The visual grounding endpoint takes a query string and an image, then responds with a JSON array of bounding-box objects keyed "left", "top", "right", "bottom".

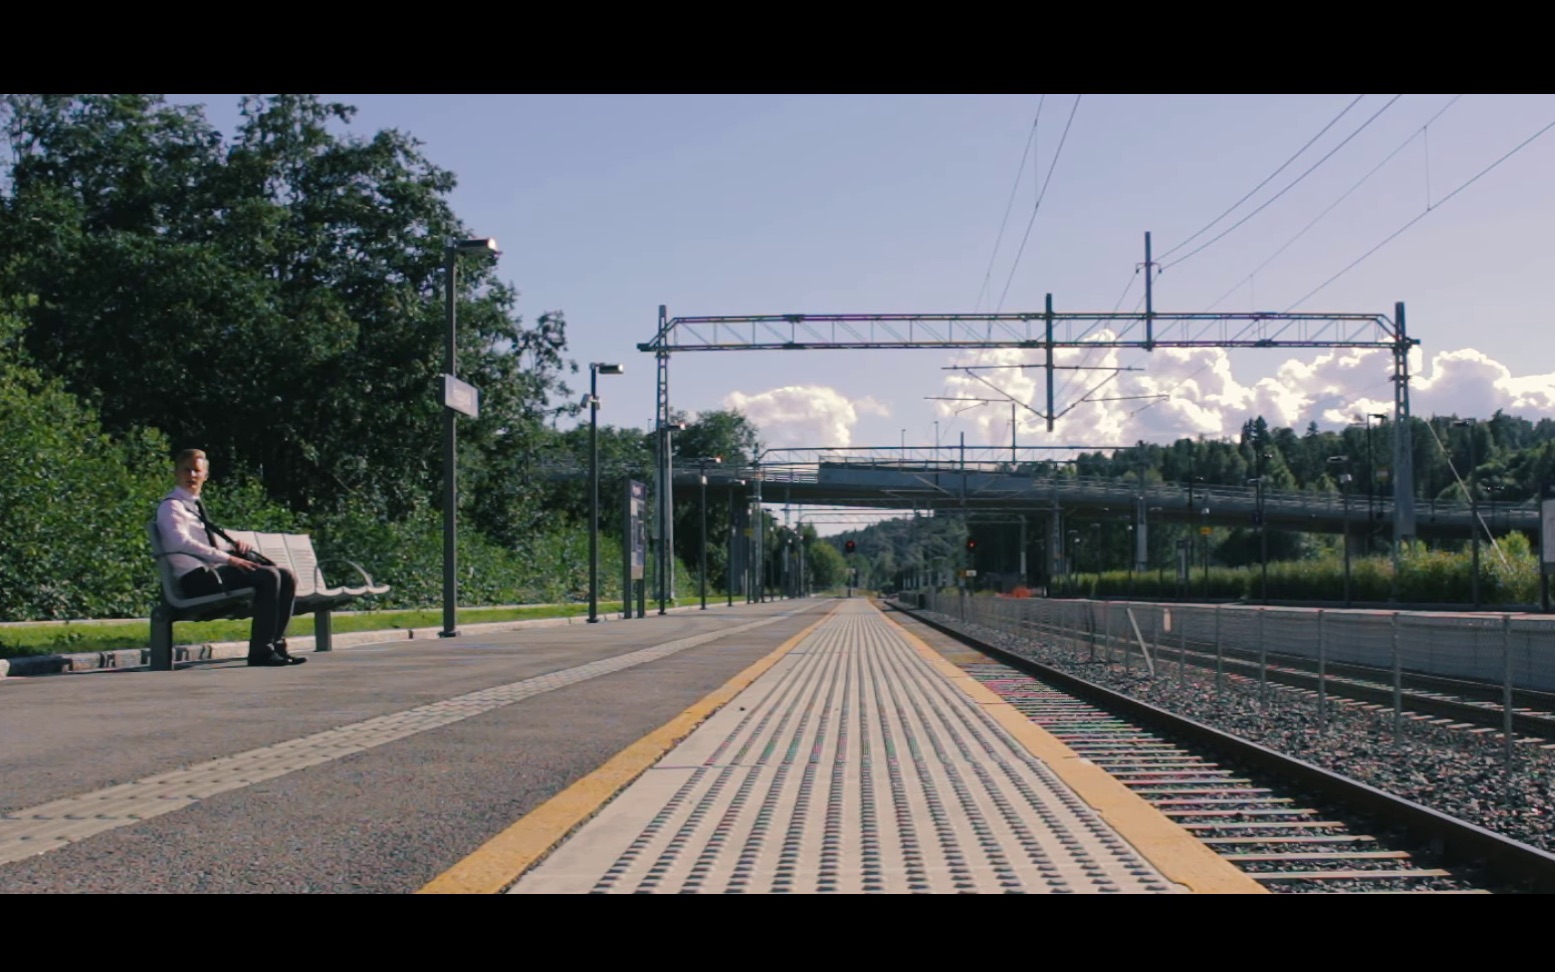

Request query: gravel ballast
[{"left": 909, "top": 605, "right": 1555, "bottom": 857}]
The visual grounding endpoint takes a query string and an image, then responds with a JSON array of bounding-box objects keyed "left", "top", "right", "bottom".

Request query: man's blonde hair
[{"left": 174, "top": 448, "right": 208, "bottom": 470}]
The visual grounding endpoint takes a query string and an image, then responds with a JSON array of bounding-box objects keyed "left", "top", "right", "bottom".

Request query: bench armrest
[
  {"left": 318, "top": 557, "right": 390, "bottom": 595},
  {"left": 343, "top": 559, "right": 390, "bottom": 595}
]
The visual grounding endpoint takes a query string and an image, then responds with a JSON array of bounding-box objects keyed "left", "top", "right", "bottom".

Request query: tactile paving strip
[
  {"left": 0, "top": 610, "right": 805, "bottom": 867},
  {"left": 509, "top": 601, "right": 1186, "bottom": 894}
]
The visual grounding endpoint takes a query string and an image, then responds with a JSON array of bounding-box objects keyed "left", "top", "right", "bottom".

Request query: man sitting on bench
[{"left": 156, "top": 448, "right": 305, "bottom": 667}]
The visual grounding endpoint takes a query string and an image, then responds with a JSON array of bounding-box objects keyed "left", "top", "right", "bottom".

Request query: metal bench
[{"left": 148, "top": 523, "right": 390, "bottom": 671}]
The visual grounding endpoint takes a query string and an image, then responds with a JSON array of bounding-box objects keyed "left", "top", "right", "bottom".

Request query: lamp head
[
  {"left": 594, "top": 363, "right": 624, "bottom": 375},
  {"left": 452, "top": 237, "right": 499, "bottom": 256}
]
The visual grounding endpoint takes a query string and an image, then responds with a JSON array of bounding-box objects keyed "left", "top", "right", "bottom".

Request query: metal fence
[
  {"left": 910, "top": 590, "right": 1555, "bottom": 764},
  {"left": 918, "top": 592, "right": 1555, "bottom": 692}
]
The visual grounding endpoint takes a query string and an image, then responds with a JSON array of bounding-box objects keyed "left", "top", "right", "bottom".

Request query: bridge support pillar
[{"left": 1135, "top": 495, "right": 1148, "bottom": 572}]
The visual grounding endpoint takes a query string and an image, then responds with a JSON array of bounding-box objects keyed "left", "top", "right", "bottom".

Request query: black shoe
[
  {"left": 270, "top": 639, "right": 306, "bottom": 665},
  {"left": 247, "top": 651, "right": 291, "bottom": 667}
]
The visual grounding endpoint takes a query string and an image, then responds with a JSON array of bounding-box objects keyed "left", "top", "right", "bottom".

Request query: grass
[{"left": 0, "top": 601, "right": 671, "bottom": 659}]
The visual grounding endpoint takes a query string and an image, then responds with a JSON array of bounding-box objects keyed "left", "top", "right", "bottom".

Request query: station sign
[
  {"left": 442, "top": 375, "right": 479, "bottom": 418},
  {"left": 629, "top": 480, "right": 646, "bottom": 580}
]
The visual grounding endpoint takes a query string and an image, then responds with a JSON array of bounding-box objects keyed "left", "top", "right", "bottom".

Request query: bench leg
[
  {"left": 315, "top": 608, "right": 332, "bottom": 652},
  {"left": 150, "top": 608, "right": 174, "bottom": 671}
]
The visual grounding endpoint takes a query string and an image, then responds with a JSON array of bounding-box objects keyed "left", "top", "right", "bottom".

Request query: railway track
[
  {"left": 1048, "top": 619, "right": 1555, "bottom": 742},
  {"left": 886, "top": 601, "right": 1555, "bottom": 893}
]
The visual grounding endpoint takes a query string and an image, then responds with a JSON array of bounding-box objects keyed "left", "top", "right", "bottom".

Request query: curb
[{"left": 0, "top": 601, "right": 761, "bottom": 679}]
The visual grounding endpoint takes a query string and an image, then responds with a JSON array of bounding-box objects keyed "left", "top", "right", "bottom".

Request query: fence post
[
  {"left": 1179, "top": 608, "right": 1187, "bottom": 682},
  {"left": 1215, "top": 607, "right": 1224, "bottom": 698},
  {"left": 1392, "top": 612, "right": 1403, "bottom": 738},
  {"left": 1257, "top": 608, "right": 1267, "bottom": 705},
  {"left": 1317, "top": 609, "right": 1327, "bottom": 730},
  {"left": 1503, "top": 613, "right": 1515, "bottom": 767}
]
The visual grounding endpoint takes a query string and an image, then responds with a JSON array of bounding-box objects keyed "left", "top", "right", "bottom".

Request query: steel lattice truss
[
  {"left": 636, "top": 301, "right": 1422, "bottom": 603},
  {"left": 636, "top": 310, "right": 1405, "bottom": 352}
]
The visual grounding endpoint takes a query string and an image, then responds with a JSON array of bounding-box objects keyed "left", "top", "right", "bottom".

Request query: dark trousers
[{"left": 180, "top": 565, "right": 297, "bottom": 656}]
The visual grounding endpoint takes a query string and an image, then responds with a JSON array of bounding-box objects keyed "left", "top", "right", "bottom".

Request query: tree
[
  {"left": 667, "top": 408, "right": 763, "bottom": 588},
  {"left": 805, "top": 536, "right": 847, "bottom": 590},
  {"left": 0, "top": 299, "right": 176, "bottom": 619},
  {"left": 0, "top": 94, "right": 578, "bottom": 536}
]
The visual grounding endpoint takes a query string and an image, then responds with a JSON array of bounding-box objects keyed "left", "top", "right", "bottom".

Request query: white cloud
[
  {"left": 936, "top": 341, "right": 1555, "bottom": 447},
  {"left": 723, "top": 385, "right": 888, "bottom": 449}
]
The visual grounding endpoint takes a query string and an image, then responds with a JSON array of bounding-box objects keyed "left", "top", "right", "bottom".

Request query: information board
[
  {"left": 629, "top": 480, "right": 647, "bottom": 580},
  {"left": 441, "top": 374, "right": 479, "bottom": 418}
]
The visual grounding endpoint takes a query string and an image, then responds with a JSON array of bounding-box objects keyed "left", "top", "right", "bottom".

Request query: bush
[{"left": 1059, "top": 542, "right": 1541, "bottom": 607}]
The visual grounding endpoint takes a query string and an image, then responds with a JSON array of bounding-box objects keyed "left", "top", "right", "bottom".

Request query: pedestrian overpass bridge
[{"left": 672, "top": 451, "right": 1538, "bottom": 543}]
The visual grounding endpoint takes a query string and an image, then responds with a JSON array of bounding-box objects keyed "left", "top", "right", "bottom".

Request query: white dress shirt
[{"left": 157, "top": 486, "right": 239, "bottom": 578}]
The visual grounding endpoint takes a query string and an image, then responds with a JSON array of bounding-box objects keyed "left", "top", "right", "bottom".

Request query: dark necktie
[{"left": 194, "top": 499, "right": 219, "bottom": 547}]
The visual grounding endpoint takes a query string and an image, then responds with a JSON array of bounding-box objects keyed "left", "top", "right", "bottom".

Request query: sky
[{"left": 171, "top": 94, "right": 1555, "bottom": 530}]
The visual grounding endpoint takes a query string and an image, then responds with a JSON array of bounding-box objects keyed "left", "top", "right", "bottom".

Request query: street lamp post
[
  {"left": 1453, "top": 419, "right": 1480, "bottom": 609},
  {"left": 1366, "top": 413, "right": 1387, "bottom": 555},
  {"left": 726, "top": 479, "right": 745, "bottom": 606},
  {"left": 1199, "top": 494, "right": 1211, "bottom": 598},
  {"left": 1328, "top": 456, "right": 1353, "bottom": 607},
  {"left": 1251, "top": 449, "right": 1272, "bottom": 604},
  {"left": 690, "top": 456, "right": 722, "bottom": 610},
  {"left": 441, "top": 237, "right": 498, "bottom": 639},
  {"left": 1148, "top": 506, "right": 1163, "bottom": 595},
  {"left": 1067, "top": 529, "right": 1080, "bottom": 597},
  {"left": 654, "top": 421, "right": 686, "bottom": 615},
  {"left": 587, "top": 363, "right": 624, "bottom": 623},
  {"left": 1126, "top": 523, "right": 1135, "bottom": 597}
]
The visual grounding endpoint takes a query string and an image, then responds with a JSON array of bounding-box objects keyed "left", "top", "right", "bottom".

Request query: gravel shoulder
[{"left": 912, "top": 606, "right": 1555, "bottom": 855}]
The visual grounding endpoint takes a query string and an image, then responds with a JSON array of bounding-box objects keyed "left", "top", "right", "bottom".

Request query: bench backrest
[
  {"left": 147, "top": 520, "right": 179, "bottom": 598},
  {"left": 281, "top": 534, "right": 324, "bottom": 599},
  {"left": 146, "top": 520, "right": 253, "bottom": 611}
]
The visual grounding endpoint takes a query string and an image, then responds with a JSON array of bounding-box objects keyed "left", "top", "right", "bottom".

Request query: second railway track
[{"left": 884, "top": 600, "right": 1555, "bottom": 894}]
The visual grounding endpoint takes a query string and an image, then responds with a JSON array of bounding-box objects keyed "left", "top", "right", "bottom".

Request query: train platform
[{"left": 490, "top": 600, "right": 1259, "bottom": 894}]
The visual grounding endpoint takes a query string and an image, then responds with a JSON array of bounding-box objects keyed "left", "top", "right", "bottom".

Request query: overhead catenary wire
[
  {"left": 1419, "top": 418, "right": 1510, "bottom": 569},
  {"left": 1161, "top": 95, "right": 1404, "bottom": 271},
  {"left": 1205, "top": 95, "right": 1465, "bottom": 312},
  {"left": 1284, "top": 113, "right": 1555, "bottom": 310},
  {"left": 1157, "top": 94, "right": 1366, "bottom": 262},
  {"left": 1114, "top": 97, "right": 1490, "bottom": 428},
  {"left": 994, "top": 93, "right": 1083, "bottom": 314},
  {"left": 974, "top": 97, "right": 1045, "bottom": 313}
]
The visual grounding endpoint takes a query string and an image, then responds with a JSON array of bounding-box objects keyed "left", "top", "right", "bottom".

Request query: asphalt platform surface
[{"left": 0, "top": 598, "right": 829, "bottom": 893}]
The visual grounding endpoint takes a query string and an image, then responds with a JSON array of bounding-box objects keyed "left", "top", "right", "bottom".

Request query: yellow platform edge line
[
  {"left": 875, "top": 603, "right": 1268, "bottom": 895},
  {"left": 416, "top": 602, "right": 841, "bottom": 894}
]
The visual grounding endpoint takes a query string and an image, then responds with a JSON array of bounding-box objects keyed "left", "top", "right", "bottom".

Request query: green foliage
[
  {"left": 0, "top": 306, "right": 171, "bottom": 619},
  {"left": 805, "top": 536, "right": 848, "bottom": 590},
  {"left": 0, "top": 94, "right": 578, "bottom": 544},
  {"left": 1068, "top": 542, "right": 1541, "bottom": 606}
]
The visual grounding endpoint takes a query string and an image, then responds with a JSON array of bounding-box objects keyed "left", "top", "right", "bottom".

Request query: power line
[
  {"left": 1284, "top": 112, "right": 1555, "bottom": 310},
  {"left": 1157, "top": 94, "right": 1366, "bottom": 262},
  {"left": 974, "top": 97, "right": 1044, "bottom": 313},
  {"left": 994, "top": 94, "right": 1083, "bottom": 313},
  {"left": 1161, "top": 95, "right": 1403, "bottom": 271},
  {"left": 1104, "top": 97, "right": 1461, "bottom": 426},
  {"left": 1206, "top": 95, "right": 1464, "bottom": 312}
]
